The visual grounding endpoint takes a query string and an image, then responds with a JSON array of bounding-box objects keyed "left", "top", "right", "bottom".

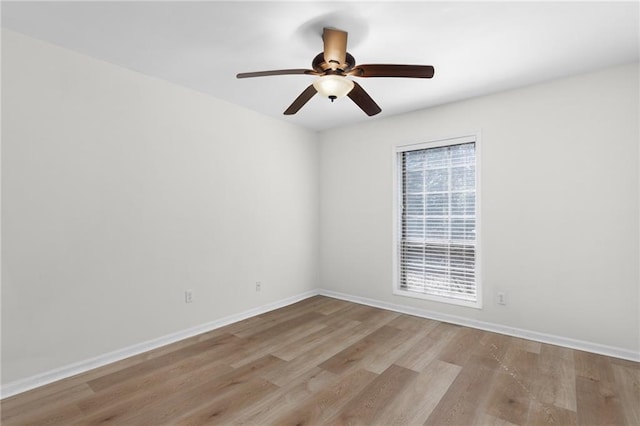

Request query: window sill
[{"left": 393, "top": 287, "right": 483, "bottom": 309}]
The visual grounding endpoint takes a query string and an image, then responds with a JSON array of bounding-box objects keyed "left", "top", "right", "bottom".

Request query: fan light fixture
[{"left": 313, "top": 75, "right": 354, "bottom": 102}]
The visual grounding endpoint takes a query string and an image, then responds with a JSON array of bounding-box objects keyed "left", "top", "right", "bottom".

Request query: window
[{"left": 394, "top": 135, "right": 481, "bottom": 308}]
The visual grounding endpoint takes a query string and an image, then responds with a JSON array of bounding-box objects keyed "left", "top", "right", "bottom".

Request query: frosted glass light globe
[{"left": 313, "top": 75, "right": 355, "bottom": 101}]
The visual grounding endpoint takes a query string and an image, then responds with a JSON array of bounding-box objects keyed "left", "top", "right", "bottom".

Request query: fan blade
[
  {"left": 284, "top": 85, "right": 317, "bottom": 115},
  {"left": 237, "top": 69, "right": 317, "bottom": 79},
  {"left": 347, "top": 82, "right": 381, "bottom": 116},
  {"left": 349, "top": 64, "right": 435, "bottom": 78},
  {"left": 323, "top": 28, "right": 347, "bottom": 68}
]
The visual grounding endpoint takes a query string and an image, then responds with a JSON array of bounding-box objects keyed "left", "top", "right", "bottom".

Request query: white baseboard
[
  {"left": 318, "top": 289, "right": 640, "bottom": 363},
  {"left": 3, "top": 287, "right": 638, "bottom": 399},
  {"left": 0, "top": 289, "right": 321, "bottom": 399}
]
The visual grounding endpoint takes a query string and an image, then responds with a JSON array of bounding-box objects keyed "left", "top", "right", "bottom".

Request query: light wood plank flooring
[{"left": 2, "top": 296, "right": 638, "bottom": 425}]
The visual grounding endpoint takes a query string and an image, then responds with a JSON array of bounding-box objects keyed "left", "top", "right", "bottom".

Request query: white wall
[
  {"left": 1, "top": 30, "right": 319, "bottom": 384},
  {"left": 319, "top": 63, "right": 639, "bottom": 354}
]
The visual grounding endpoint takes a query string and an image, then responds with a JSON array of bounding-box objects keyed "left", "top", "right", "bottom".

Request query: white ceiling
[{"left": 2, "top": 1, "right": 639, "bottom": 131}]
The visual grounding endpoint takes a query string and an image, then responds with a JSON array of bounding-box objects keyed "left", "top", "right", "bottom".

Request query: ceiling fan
[{"left": 236, "top": 28, "right": 435, "bottom": 117}]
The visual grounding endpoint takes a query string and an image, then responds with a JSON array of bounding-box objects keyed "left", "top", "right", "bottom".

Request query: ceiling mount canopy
[{"left": 236, "top": 27, "right": 435, "bottom": 117}]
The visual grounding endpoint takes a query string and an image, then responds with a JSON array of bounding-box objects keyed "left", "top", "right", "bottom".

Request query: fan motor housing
[{"left": 312, "top": 52, "right": 356, "bottom": 74}]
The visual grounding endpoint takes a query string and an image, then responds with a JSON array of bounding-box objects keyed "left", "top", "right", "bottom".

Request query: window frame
[{"left": 392, "top": 133, "right": 482, "bottom": 309}]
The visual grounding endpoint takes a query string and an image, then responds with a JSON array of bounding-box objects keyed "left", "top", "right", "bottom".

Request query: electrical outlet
[
  {"left": 497, "top": 292, "right": 506, "bottom": 305},
  {"left": 185, "top": 290, "right": 193, "bottom": 303},
  {"left": 255, "top": 282, "right": 261, "bottom": 292}
]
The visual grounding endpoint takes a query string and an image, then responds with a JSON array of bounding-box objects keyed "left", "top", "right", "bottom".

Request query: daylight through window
[{"left": 396, "top": 136, "right": 479, "bottom": 307}]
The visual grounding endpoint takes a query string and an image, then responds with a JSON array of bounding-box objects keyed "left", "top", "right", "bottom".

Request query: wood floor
[{"left": 2, "top": 296, "right": 638, "bottom": 425}]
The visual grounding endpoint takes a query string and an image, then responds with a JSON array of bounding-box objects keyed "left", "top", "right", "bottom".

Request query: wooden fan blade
[
  {"left": 349, "top": 64, "right": 435, "bottom": 78},
  {"left": 284, "top": 85, "right": 317, "bottom": 115},
  {"left": 347, "top": 82, "right": 381, "bottom": 116},
  {"left": 323, "top": 28, "right": 347, "bottom": 68},
  {"left": 237, "top": 69, "right": 318, "bottom": 78}
]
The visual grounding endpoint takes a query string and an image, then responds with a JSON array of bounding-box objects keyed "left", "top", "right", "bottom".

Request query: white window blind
[{"left": 397, "top": 138, "right": 478, "bottom": 305}]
